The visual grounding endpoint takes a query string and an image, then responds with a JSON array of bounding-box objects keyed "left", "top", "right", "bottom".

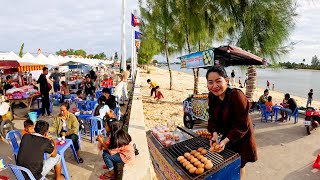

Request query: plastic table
[
  {"left": 272, "top": 106, "right": 282, "bottom": 122},
  {"left": 57, "top": 139, "right": 80, "bottom": 180}
]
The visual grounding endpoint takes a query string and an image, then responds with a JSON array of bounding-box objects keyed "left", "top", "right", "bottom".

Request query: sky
[{"left": 0, "top": 0, "right": 319, "bottom": 64}]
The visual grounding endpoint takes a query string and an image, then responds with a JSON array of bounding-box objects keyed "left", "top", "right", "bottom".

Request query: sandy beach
[{"left": 141, "top": 67, "right": 320, "bottom": 180}]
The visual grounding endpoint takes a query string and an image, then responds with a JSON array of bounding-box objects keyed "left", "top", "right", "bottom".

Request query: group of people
[
  {"left": 258, "top": 89, "right": 297, "bottom": 121},
  {"left": 13, "top": 70, "right": 135, "bottom": 179}
]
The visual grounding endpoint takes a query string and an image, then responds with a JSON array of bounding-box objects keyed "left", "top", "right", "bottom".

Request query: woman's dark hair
[
  {"left": 205, "top": 66, "right": 228, "bottom": 79},
  {"left": 264, "top": 89, "right": 269, "bottom": 93},
  {"left": 34, "top": 120, "right": 49, "bottom": 135},
  {"left": 147, "top": 79, "right": 151, "bottom": 83},
  {"left": 268, "top": 96, "right": 272, "bottom": 102},
  {"left": 94, "top": 96, "right": 107, "bottom": 116},
  {"left": 61, "top": 81, "right": 67, "bottom": 87},
  {"left": 107, "top": 120, "right": 132, "bottom": 149},
  {"left": 285, "top": 93, "right": 290, "bottom": 99},
  {"left": 61, "top": 102, "right": 70, "bottom": 110}
]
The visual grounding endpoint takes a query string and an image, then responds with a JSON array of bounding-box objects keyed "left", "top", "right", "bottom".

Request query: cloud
[{"left": 0, "top": 0, "right": 139, "bottom": 57}]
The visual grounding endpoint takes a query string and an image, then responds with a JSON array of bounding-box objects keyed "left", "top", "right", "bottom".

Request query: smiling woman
[{"left": 206, "top": 66, "right": 257, "bottom": 180}]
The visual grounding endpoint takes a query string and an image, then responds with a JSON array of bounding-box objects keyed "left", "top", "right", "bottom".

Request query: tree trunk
[
  {"left": 165, "top": 41, "right": 172, "bottom": 90},
  {"left": 245, "top": 65, "right": 257, "bottom": 102},
  {"left": 193, "top": 68, "right": 199, "bottom": 94}
]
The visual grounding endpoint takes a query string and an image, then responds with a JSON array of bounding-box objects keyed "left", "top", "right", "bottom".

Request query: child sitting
[
  {"left": 75, "top": 90, "right": 83, "bottom": 102},
  {"left": 154, "top": 86, "right": 164, "bottom": 101},
  {"left": 21, "top": 119, "right": 34, "bottom": 136},
  {"left": 265, "top": 96, "right": 273, "bottom": 113},
  {"left": 97, "top": 119, "right": 135, "bottom": 179}
]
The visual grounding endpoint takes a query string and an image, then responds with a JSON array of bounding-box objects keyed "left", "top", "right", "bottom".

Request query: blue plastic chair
[
  {"left": 288, "top": 108, "right": 299, "bottom": 124},
  {"left": 5, "top": 130, "right": 22, "bottom": 162},
  {"left": 6, "top": 164, "right": 46, "bottom": 180},
  {"left": 77, "top": 101, "right": 86, "bottom": 111},
  {"left": 86, "top": 101, "right": 97, "bottom": 111},
  {"left": 87, "top": 117, "right": 106, "bottom": 143},
  {"left": 260, "top": 105, "right": 273, "bottom": 123},
  {"left": 95, "top": 90, "right": 102, "bottom": 99}
]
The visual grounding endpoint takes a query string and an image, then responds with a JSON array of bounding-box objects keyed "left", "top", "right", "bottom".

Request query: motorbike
[{"left": 304, "top": 107, "right": 320, "bottom": 135}]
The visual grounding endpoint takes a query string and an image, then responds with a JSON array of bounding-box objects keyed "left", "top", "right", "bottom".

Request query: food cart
[
  {"left": 180, "top": 45, "right": 265, "bottom": 129},
  {"left": 147, "top": 126, "right": 241, "bottom": 180},
  {"left": 0, "top": 60, "right": 21, "bottom": 136}
]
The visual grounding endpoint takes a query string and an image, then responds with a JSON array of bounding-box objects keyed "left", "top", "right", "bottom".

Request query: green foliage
[
  {"left": 19, "top": 43, "right": 24, "bottom": 58},
  {"left": 55, "top": 49, "right": 106, "bottom": 59},
  {"left": 311, "top": 55, "right": 319, "bottom": 66}
]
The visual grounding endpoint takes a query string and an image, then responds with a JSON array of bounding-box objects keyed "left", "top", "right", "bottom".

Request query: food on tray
[
  {"left": 201, "top": 149, "right": 208, "bottom": 155},
  {"left": 189, "top": 167, "right": 197, "bottom": 174},
  {"left": 165, "top": 140, "right": 172, "bottom": 147},
  {"left": 190, "top": 150, "right": 197, "bottom": 155},
  {"left": 195, "top": 130, "right": 212, "bottom": 140},
  {"left": 205, "top": 163, "right": 213, "bottom": 170},
  {"left": 180, "top": 159, "right": 187, "bottom": 164},
  {"left": 174, "top": 134, "right": 180, "bottom": 141},
  {"left": 186, "top": 164, "right": 194, "bottom": 170},
  {"left": 194, "top": 152, "right": 201, "bottom": 158},
  {"left": 184, "top": 153, "right": 191, "bottom": 158},
  {"left": 194, "top": 161, "right": 201, "bottom": 166},
  {"left": 196, "top": 163, "right": 205, "bottom": 168},
  {"left": 183, "top": 161, "right": 191, "bottom": 167},
  {"left": 196, "top": 167, "right": 204, "bottom": 174},
  {"left": 186, "top": 155, "right": 194, "bottom": 161},
  {"left": 177, "top": 156, "right": 184, "bottom": 161},
  {"left": 200, "top": 157, "right": 208, "bottom": 163},
  {"left": 190, "top": 158, "right": 198, "bottom": 163},
  {"left": 197, "top": 155, "right": 204, "bottom": 160},
  {"left": 204, "top": 160, "right": 212, "bottom": 165},
  {"left": 197, "top": 147, "right": 204, "bottom": 152}
]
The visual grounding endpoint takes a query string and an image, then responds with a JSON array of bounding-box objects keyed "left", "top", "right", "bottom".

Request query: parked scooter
[{"left": 304, "top": 107, "right": 320, "bottom": 135}]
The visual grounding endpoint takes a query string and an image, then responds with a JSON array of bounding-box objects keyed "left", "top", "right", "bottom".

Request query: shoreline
[{"left": 140, "top": 67, "right": 320, "bottom": 130}]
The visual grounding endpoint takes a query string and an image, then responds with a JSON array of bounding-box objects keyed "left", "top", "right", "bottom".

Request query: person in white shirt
[{"left": 94, "top": 96, "right": 116, "bottom": 120}]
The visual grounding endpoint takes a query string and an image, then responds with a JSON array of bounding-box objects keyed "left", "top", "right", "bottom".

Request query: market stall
[
  {"left": 147, "top": 126, "right": 241, "bottom": 180},
  {"left": 179, "top": 45, "right": 265, "bottom": 128}
]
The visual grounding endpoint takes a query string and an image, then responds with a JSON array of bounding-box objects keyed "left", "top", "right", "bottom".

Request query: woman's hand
[
  {"left": 215, "top": 138, "right": 230, "bottom": 153},
  {"left": 96, "top": 135, "right": 104, "bottom": 144}
]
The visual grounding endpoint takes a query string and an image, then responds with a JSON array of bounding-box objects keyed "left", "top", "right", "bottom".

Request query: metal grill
[{"left": 163, "top": 136, "right": 240, "bottom": 180}]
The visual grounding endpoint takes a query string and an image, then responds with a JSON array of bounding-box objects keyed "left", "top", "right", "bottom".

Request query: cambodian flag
[
  {"left": 135, "top": 31, "right": 143, "bottom": 39},
  {"left": 131, "top": 13, "right": 141, "bottom": 27}
]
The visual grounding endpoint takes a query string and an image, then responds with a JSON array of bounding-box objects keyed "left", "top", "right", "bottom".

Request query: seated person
[
  {"left": 17, "top": 120, "right": 63, "bottom": 180},
  {"left": 97, "top": 119, "right": 135, "bottom": 179},
  {"left": 102, "top": 88, "right": 117, "bottom": 110},
  {"left": 258, "top": 89, "right": 269, "bottom": 105},
  {"left": 75, "top": 90, "right": 83, "bottom": 102},
  {"left": 21, "top": 119, "right": 35, "bottom": 136},
  {"left": 94, "top": 96, "right": 116, "bottom": 120},
  {"left": 265, "top": 96, "right": 273, "bottom": 113},
  {"left": 50, "top": 102, "right": 84, "bottom": 163},
  {"left": 280, "top": 93, "right": 297, "bottom": 121}
]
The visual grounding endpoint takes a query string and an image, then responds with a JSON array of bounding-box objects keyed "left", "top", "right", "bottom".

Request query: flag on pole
[
  {"left": 131, "top": 13, "right": 141, "bottom": 27},
  {"left": 135, "top": 31, "right": 143, "bottom": 39},
  {"left": 135, "top": 40, "right": 141, "bottom": 49}
]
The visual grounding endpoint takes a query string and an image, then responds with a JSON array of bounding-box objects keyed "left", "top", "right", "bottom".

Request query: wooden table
[{"left": 8, "top": 94, "right": 41, "bottom": 119}]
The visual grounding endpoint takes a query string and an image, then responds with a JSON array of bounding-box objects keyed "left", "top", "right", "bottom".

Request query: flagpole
[
  {"left": 121, "top": 0, "right": 126, "bottom": 71},
  {"left": 131, "top": 9, "right": 135, "bottom": 80}
]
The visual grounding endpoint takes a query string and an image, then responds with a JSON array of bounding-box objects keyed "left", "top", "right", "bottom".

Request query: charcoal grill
[{"left": 163, "top": 136, "right": 240, "bottom": 180}]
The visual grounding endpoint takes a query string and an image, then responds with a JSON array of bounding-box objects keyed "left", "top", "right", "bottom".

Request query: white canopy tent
[{"left": 21, "top": 52, "right": 36, "bottom": 63}]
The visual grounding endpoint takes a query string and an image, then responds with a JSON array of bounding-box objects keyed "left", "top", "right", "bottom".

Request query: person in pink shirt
[{"left": 97, "top": 119, "right": 135, "bottom": 179}]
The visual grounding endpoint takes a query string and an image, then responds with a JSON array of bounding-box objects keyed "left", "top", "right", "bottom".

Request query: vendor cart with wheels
[{"left": 183, "top": 94, "right": 209, "bottom": 129}]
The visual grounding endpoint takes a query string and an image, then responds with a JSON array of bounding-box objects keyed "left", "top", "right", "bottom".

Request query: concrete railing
[{"left": 123, "top": 70, "right": 151, "bottom": 179}]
